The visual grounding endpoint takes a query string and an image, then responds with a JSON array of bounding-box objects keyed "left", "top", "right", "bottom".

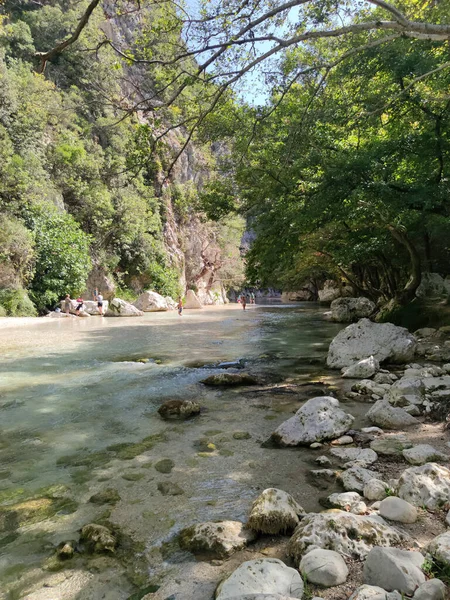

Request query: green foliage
[
  {"left": 27, "top": 207, "right": 91, "bottom": 311},
  {"left": 143, "top": 263, "right": 181, "bottom": 299},
  {"left": 0, "top": 288, "right": 37, "bottom": 317},
  {"left": 0, "top": 214, "right": 35, "bottom": 287}
]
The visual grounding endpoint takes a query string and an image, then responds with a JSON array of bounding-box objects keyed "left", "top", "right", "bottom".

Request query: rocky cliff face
[{"left": 101, "top": 1, "right": 242, "bottom": 303}]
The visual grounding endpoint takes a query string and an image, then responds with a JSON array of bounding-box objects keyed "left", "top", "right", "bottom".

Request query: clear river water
[{"left": 0, "top": 302, "right": 352, "bottom": 600}]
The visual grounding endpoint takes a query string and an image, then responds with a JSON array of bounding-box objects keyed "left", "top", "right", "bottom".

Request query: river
[{"left": 0, "top": 302, "right": 351, "bottom": 600}]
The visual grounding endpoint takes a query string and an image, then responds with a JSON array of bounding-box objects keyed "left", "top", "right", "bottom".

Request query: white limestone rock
[
  {"left": 402, "top": 444, "right": 449, "bottom": 466},
  {"left": 326, "top": 492, "right": 367, "bottom": 514},
  {"left": 271, "top": 396, "right": 354, "bottom": 447},
  {"left": 363, "top": 479, "right": 389, "bottom": 501},
  {"left": 331, "top": 297, "right": 376, "bottom": 323},
  {"left": 299, "top": 548, "right": 348, "bottom": 587},
  {"left": 395, "top": 463, "right": 450, "bottom": 510},
  {"left": 184, "top": 289, "right": 203, "bottom": 309},
  {"left": 427, "top": 532, "right": 450, "bottom": 566},
  {"left": 339, "top": 467, "right": 382, "bottom": 493},
  {"left": 366, "top": 400, "right": 419, "bottom": 429},
  {"left": 133, "top": 290, "right": 169, "bottom": 312},
  {"left": 348, "top": 585, "right": 402, "bottom": 600},
  {"left": 288, "top": 511, "right": 402, "bottom": 561},
  {"left": 330, "top": 447, "right": 378, "bottom": 467},
  {"left": 362, "top": 427, "right": 384, "bottom": 435},
  {"left": 363, "top": 546, "right": 425, "bottom": 596},
  {"left": 413, "top": 579, "right": 447, "bottom": 600},
  {"left": 374, "top": 372, "right": 397, "bottom": 385},
  {"left": 215, "top": 558, "right": 304, "bottom": 600},
  {"left": 388, "top": 378, "right": 425, "bottom": 407},
  {"left": 378, "top": 496, "right": 417, "bottom": 523},
  {"left": 327, "top": 319, "right": 417, "bottom": 369},
  {"left": 352, "top": 379, "right": 390, "bottom": 397},
  {"left": 179, "top": 521, "right": 256, "bottom": 558},
  {"left": 315, "top": 455, "right": 331, "bottom": 466},
  {"left": 105, "top": 298, "right": 144, "bottom": 317},
  {"left": 342, "top": 356, "right": 380, "bottom": 379},
  {"left": 247, "top": 488, "right": 305, "bottom": 535}
]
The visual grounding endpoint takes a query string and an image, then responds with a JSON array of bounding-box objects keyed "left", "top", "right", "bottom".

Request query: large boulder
[
  {"left": 363, "top": 547, "right": 425, "bottom": 596},
  {"left": 299, "top": 548, "right": 348, "bottom": 587},
  {"left": 247, "top": 488, "right": 305, "bottom": 535},
  {"left": 215, "top": 558, "right": 304, "bottom": 600},
  {"left": 331, "top": 297, "right": 376, "bottom": 323},
  {"left": 184, "top": 290, "right": 202, "bottom": 309},
  {"left": 80, "top": 300, "right": 109, "bottom": 315},
  {"left": 133, "top": 291, "right": 169, "bottom": 312},
  {"left": 288, "top": 511, "right": 403, "bottom": 561},
  {"left": 395, "top": 463, "right": 450, "bottom": 510},
  {"left": 105, "top": 298, "right": 143, "bottom": 317},
  {"left": 318, "top": 280, "right": 341, "bottom": 303},
  {"left": 366, "top": 400, "right": 419, "bottom": 430},
  {"left": 179, "top": 521, "right": 256, "bottom": 558},
  {"left": 416, "top": 272, "right": 450, "bottom": 299},
  {"left": 327, "top": 319, "right": 417, "bottom": 369},
  {"left": 342, "top": 356, "right": 380, "bottom": 379},
  {"left": 271, "top": 397, "right": 354, "bottom": 447},
  {"left": 82, "top": 265, "right": 116, "bottom": 300}
]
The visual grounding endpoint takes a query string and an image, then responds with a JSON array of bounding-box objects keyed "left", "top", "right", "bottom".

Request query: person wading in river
[
  {"left": 241, "top": 295, "right": 247, "bottom": 310},
  {"left": 64, "top": 294, "right": 71, "bottom": 314},
  {"left": 97, "top": 292, "right": 104, "bottom": 316},
  {"left": 75, "top": 297, "right": 84, "bottom": 316},
  {"left": 177, "top": 296, "right": 183, "bottom": 316}
]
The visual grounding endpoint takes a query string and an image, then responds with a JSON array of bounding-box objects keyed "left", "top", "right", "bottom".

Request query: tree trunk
[{"left": 387, "top": 225, "right": 422, "bottom": 304}]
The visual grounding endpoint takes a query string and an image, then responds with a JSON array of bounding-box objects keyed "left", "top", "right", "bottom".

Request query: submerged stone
[
  {"left": 89, "top": 488, "right": 121, "bottom": 505},
  {"left": 157, "top": 482, "right": 184, "bottom": 496},
  {"left": 200, "top": 373, "right": 257, "bottom": 386},
  {"left": 154, "top": 459, "right": 174, "bottom": 474},
  {"left": 179, "top": 520, "right": 256, "bottom": 557},
  {"left": 80, "top": 523, "right": 117, "bottom": 553}
]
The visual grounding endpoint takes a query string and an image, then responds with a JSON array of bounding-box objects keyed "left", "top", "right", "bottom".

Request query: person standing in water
[
  {"left": 97, "top": 292, "right": 104, "bottom": 316},
  {"left": 75, "top": 297, "right": 84, "bottom": 316},
  {"left": 64, "top": 294, "right": 71, "bottom": 314},
  {"left": 241, "top": 294, "right": 247, "bottom": 310},
  {"left": 177, "top": 296, "right": 183, "bottom": 316},
  {"left": 93, "top": 287, "right": 99, "bottom": 301}
]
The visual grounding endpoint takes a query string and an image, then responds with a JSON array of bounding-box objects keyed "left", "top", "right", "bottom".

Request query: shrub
[{"left": 0, "top": 288, "right": 37, "bottom": 316}]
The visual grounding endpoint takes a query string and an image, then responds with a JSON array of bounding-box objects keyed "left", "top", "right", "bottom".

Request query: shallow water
[{"left": 0, "top": 303, "right": 352, "bottom": 599}]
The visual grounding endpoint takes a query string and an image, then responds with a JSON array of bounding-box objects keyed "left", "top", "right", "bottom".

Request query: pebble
[
  {"left": 310, "top": 442, "right": 323, "bottom": 449},
  {"left": 331, "top": 435, "right": 353, "bottom": 446}
]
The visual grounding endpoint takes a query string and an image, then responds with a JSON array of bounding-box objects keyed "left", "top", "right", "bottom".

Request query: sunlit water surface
[{"left": 0, "top": 303, "right": 352, "bottom": 599}]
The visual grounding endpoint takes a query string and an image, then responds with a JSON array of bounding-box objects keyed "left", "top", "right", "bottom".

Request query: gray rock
[
  {"left": 362, "top": 427, "right": 384, "bottom": 435},
  {"left": 330, "top": 447, "right": 378, "bottom": 467},
  {"left": 154, "top": 459, "right": 174, "bottom": 473},
  {"left": 184, "top": 289, "right": 202, "bottom": 309},
  {"left": 352, "top": 379, "right": 389, "bottom": 397},
  {"left": 427, "top": 531, "right": 450, "bottom": 565},
  {"left": 331, "top": 297, "right": 376, "bottom": 323},
  {"left": 201, "top": 373, "right": 257, "bottom": 386},
  {"left": 247, "top": 488, "right": 305, "bottom": 535},
  {"left": 342, "top": 356, "right": 380, "bottom": 379},
  {"left": 327, "top": 319, "right": 417, "bottom": 369},
  {"left": 348, "top": 585, "right": 403, "bottom": 600},
  {"left": 396, "top": 463, "right": 450, "bottom": 510},
  {"left": 158, "top": 400, "right": 201, "bottom": 420},
  {"left": 370, "top": 436, "right": 413, "bottom": 456},
  {"left": 363, "top": 479, "right": 389, "bottom": 501},
  {"left": 388, "top": 378, "right": 425, "bottom": 407},
  {"left": 179, "top": 520, "right": 256, "bottom": 558},
  {"left": 366, "top": 400, "right": 419, "bottom": 429},
  {"left": 271, "top": 396, "right": 354, "bottom": 447},
  {"left": 378, "top": 496, "right": 417, "bottom": 523},
  {"left": 215, "top": 558, "right": 304, "bottom": 599},
  {"left": 339, "top": 467, "right": 382, "bottom": 493},
  {"left": 363, "top": 546, "right": 425, "bottom": 595},
  {"left": 299, "top": 548, "right": 348, "bottom": 587},
  {"left": 288, "top": 511, "right": 403, "bottom": 561},
  {"left": 316, "top": 455, "right": 332, "bottom": 466},
  {"left": 157, "top": 482, "right": 184, "bottom": 496},
  {"left": 133, "top": 290, "right": 169, "bottom": 311},
  {"left": 326, "top": 492, "right": 367, "bottom": 514},
  {"left": 105, "top": 297, "right": 143, "bottom": 317},
  {"left": 403, "top": 444, "right": 449, "bottom": 466},
  {"left": 413, "top": 579, "right": 447, "bottom": 600}
]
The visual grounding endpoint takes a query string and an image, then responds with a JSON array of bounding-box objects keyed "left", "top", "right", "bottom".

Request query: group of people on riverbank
[
  {"left": 63, "top": 289, "right": 104, "bottom": 316},
  {"left": 237, "top": 292, "right": 256, "bottom": 310}
]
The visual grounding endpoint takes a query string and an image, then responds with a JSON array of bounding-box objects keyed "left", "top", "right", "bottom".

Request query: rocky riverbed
[{"left": 1, "top": 305, "right": 450, "bottom": 599}]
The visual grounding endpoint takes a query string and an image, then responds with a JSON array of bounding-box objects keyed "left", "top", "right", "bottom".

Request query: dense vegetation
[
  {"left": 0, "top": 0, "right": 242, "bottom": 314},
  {"left": 198, "top": 2, "right": 450, "bottom": 312},
  {"left": 1, "top": 0, "right": 449, "bottom": 316}
]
